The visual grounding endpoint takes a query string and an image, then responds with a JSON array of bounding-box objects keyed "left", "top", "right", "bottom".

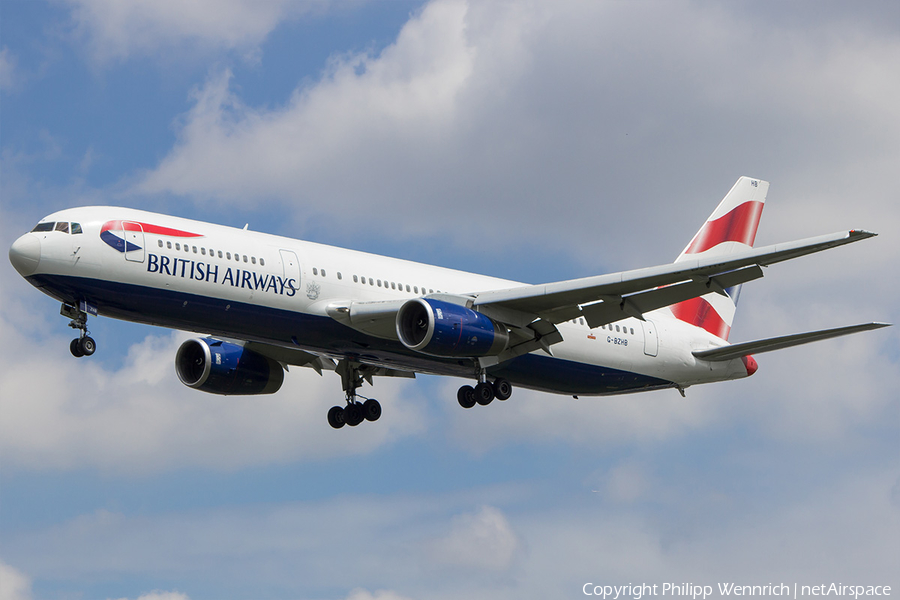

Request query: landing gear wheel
[
  {"left": 78, "top": 336, "right": 96, "bottom": 356},
  {"left": 327, "top": 406, "right": 346, "bottom": 429},
  {"left": 363, "top": 398, "right": 382, "bottom": 422},
  {"left": 344, "top": 401, "right": 364, "bottom": 427},
  {"left": 492, "top": 378, "right": 512, "bottom": 401},
  {"left": 457, "top": 385, "right": 476, "bottom": 409},
  {"left": 475, "top": 382, "right": 495, "bottom": 406},
  {"left": 70, "top": 338, "right": 85, "bottom": 358}
]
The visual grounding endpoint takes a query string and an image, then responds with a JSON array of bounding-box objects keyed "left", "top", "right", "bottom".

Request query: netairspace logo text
[{"left": 582, "top": 583, "right": 892, "bottom": 600}]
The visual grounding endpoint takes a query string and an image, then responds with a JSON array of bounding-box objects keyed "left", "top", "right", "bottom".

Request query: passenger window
[
  {"left": 414, "top": 286, "right": 419, "bottom": 294},
  {"left": 369, "top": 278, "right": 374, "bottom": 285},
  {"left": 226, "top": 252, "right": 231, "bottom": 259},
  {"left": 616, "top": 325, "right": 620, "bottom": 332},
  {"left": 167, "top": 242, "right": 172, "bottom": 249},
  {"left": 201, "top": 248, "right": 206, "bottom": 255},
  {"left": 158, "top": 240, "right": 164, "bottom": 248},
  {"left": 192, "top": 246, "right": 197, "bottom": 253},
  {"left": 353, "top": 275, "right": 358, "bottom": 283},
  {"left": 313, "top": 268, "right": 318, "bottom": 276},
  {"left": 251, "top": 257, "right": 256, "bottom": 264},
  {"left": 321, "top": 269, "right": 326, "bottom": 277},
  {"left": 260, "top": 258, "right": 265, "bottom": 266},
  {"left": 217, "top": 251, "right": 222, "bottom": 258},
  {"left": 406, "top": 284, "right": 411, "bottom": 292},
  {"left": 630, "top": 328, "right": 635, "bottom": 335},
  {"left": 56, "top": 222, "right": 69, "bottom": 233},
  {"left": 377, "top": 280, "right": 382, "bottom": 287},
  {"left": 71, "top": 223, "right": 83, "bottom": 234},
  {"left": 175, "top": 243, "right": 180, "bottom": 250},
  {"left": 337, "top": 272, "right": 342, "bottom": 280},
  {"left": 243, "top": 255, "right": 248, "bottom": 263},
  {"left": 391, "top": 282, "right": 396, "bottom": 290}
]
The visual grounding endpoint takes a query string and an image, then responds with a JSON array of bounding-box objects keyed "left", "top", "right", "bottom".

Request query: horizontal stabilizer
[{"left": 692, "top": 322, "right": 891, "bottom": 362}]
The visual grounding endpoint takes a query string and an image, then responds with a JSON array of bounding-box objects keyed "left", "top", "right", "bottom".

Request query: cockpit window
[
  {"left": 55, "top": 222, "right": 69, "bottom": 233},
  {"left": 71, "top": 223, "right": 83, "bottom": 234},
  {"left": 31, "top": 222, "right": 55, "bottom": 232}
]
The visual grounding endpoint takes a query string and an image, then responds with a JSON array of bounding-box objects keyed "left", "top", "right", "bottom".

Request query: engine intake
[
  {"left": 175, "top": 338, "right": 284, "bottom": 395},
  {"left": 396, "top": 298, "right": 509, "bottom": 357}
]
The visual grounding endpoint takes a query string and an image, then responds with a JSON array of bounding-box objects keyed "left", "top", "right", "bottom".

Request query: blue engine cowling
[
  {"left": 175, "top": 338, "right": 284, "bottom": 395},
  {"left": 396, "top": 298, "right": 509, "bottom": 357}
]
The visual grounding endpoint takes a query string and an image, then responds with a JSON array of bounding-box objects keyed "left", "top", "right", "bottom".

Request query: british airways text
[{"left": 147, "top": 253, "right": 297, "bottom": 296}]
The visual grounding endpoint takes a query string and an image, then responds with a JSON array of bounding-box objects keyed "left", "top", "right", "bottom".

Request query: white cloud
[
  {"left": 344, "top": 589, "right": 416, "bottom": 600},
  {"left": 64, "top": 0, "right": 320, "bottom": 64},
  {"left": 0, "top": 316, "right": 428, "bottom": 472},
  {"left": 0, "top": 561, "right": 32, "bottom": 600},
  {"left": 126, "top": 0, "right": 900, "bottom": 268},
  {"left": 428, "top": 505, "right": 519, "bottom": 571},
  {"left": 134, "top": 0, "right": 477, "bottom": 206},
  {"left": 0, "top": 47, "right": 17, "bottom": 92},
  {"left": 8, "top": 467, "right": 898, "bottom": 598},
  {"left": 112, "top": 592, "right": 190, "bottom": 600}
]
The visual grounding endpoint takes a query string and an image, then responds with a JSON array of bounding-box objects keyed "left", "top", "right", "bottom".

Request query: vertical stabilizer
[{"left": 670, "top": 177, "right": 769, "bottom": 340}]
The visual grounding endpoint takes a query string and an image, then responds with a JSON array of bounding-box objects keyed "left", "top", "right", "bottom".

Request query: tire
[
  {"left": 327, "top": 406, "right": 346, "bottom": 429},
  {"left": 344, "top": 402, "right": 364, "bottom": 427},
  {"left": 70, "top": 338, "right": 84, "bottom": 358},
  {"left": 475, "top": 382, "right": 494, "bottom": 406},
  {"left": 492, "top": 378, "right": 512, "bottom": 401},
  {"left": 363, "top": 398, "right": 382, "bottom": 422},
  {"left": 457, "top": 385, "right": 476, "bottom": 409},
  {"left": 79, "top": 336, "right": 96, "bottom": 356}
]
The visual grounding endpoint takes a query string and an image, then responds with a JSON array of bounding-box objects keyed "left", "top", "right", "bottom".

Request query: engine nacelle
[
  {"left": 175, "top": 338, "right": 284, "bottom": 395},
  {"left": 396, "top": 298, "right": 509, "bottom": 357}
]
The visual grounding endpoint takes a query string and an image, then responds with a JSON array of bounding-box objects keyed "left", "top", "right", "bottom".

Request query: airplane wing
[
  {"left": 244, "top": 341, "right": 335, "bottom": 373},
  {"left": 243, "top": 340, "right": 416, "bottom": 380},
  {"left": 323, "top": 229, "right": 877, "bottom": 365},
  {"left": 472, "top": 229, "right": 876, "bottom": 329},
  {"left": 691, "top": 322, "right": 891, "bottom": 361}
]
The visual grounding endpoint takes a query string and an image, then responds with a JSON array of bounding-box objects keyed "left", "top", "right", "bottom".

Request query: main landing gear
[
  {"left": 456, "top": 376, "right": 512, "bottom": 409},
  {"left": 61, "top": 303, "right": 96, "bottom": 358},
  {"left": 328, "top": 360, "right": 382, "bottom": 429}
]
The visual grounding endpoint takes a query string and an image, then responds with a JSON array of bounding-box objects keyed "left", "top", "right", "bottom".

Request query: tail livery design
[{"left": 671, "top": 177, "right": 768, "bottom": 340}]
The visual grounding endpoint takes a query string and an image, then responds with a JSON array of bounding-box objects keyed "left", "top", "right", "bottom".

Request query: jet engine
[
  {"left": 175, "top": 337, "right": 284, "bottom": 395},
  {"left": 396, "top": 298, "right": 509, "bottom": 357}
]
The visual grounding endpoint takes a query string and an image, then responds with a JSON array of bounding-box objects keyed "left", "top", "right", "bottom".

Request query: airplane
[{"left": 8, "top": 177, "right": 890, "bottom": 429}]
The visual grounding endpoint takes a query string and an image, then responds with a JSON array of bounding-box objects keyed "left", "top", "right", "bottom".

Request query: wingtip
[{"left": 849, "top": 229, "right": 878, "bottom": 239}]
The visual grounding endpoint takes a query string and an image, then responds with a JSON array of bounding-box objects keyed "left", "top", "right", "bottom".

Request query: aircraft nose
[{"left": 9, "top": 234, "right": 42, "bottom": 277}]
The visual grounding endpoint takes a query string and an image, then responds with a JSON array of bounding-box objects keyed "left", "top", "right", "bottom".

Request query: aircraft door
[
  {"left": 641, "top": 319, "right": 659, "bottom": 357},
  {"left": 279, "top": 249, "right": 301, "bottom": 291},
  {"left": 123, "top": 221, "right": 145, "bottom": 263}
]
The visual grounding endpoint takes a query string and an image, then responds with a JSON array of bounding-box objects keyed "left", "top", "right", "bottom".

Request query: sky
[{"left": 1, "top": 1, "right": 899, "bottom": 599}]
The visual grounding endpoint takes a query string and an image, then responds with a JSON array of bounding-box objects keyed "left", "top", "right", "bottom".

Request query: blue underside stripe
[{"left": 27, "top": 274, "right": 675, "bottom": 396}]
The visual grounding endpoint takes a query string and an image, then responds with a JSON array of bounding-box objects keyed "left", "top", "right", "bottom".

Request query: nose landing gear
[{"left": 61, "top": 303, "right": 96, "bottom": 357}]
